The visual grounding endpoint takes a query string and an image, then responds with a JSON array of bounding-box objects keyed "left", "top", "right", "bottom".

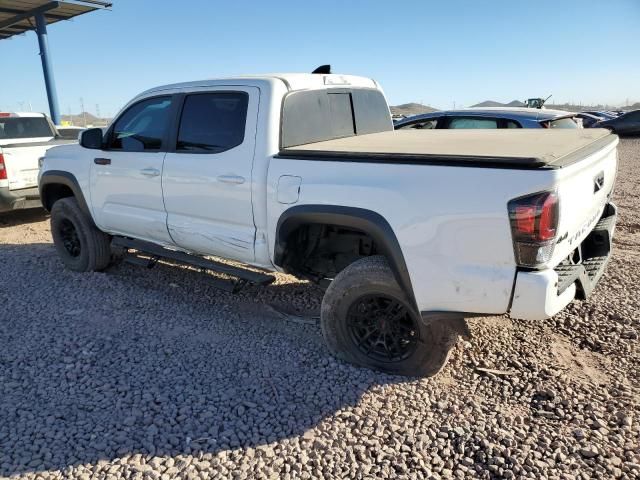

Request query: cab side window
[
  {"left": 398, "top": 118, "right": 439, "bottom": 130},
  {"left": 176, "top": 92, "right": 248, "bottom": 153},
  {"left": 448, "top": 117, "right": 498, "bottom": 129},
  {"left": 108, "top": 96, "right": 173, "bottom": 151}
]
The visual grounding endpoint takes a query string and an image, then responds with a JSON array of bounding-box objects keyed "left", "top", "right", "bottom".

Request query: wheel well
[
  {"left": 275, "top": 205, "right": 417, "bottom": 310},
  {"left": 42, "top": 183, "right": 74, "bottom": 211},
  {"left": 279, "top": 223, "right": 378, "bottom": 285}
]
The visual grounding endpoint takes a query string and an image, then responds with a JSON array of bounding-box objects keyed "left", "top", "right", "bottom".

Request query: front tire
[
  {"left": 50, "top": 197, "right": 112, "bottom": 272},
  {"left": 320, "top": 256, "right": 458, "bottom": 376}
]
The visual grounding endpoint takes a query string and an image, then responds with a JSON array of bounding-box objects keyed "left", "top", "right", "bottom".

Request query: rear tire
[
  {"left": 50, "top": 197, "right": 112, "bottom": 272},
  {"left": 320, "top": 256, "right": 458, "bottom": 377}
]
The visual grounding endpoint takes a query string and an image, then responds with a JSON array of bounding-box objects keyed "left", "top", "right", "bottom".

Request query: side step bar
[{"left": 112, "top": 237, "right": 276, "bottom": 293}]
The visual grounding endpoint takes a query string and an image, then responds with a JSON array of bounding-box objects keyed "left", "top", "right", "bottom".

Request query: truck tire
[
  {"left": 50, "top": 197, "right": 112, "bottom": 272},
  {"left": 321, "top": 256, "right": 457, "bottom": 377}
]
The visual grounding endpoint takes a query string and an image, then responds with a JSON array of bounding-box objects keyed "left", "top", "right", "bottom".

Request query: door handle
[
  {"left": 140, "top": 168, "right": 160, "bottom": 177},
  {"left": 217, "top": 175, "right": 245, "bottom": 185},
  {"left": 94, "top": 158, "right": 111, "bottom": 165}
]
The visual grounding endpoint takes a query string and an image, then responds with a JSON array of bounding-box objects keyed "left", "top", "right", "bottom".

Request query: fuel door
[{"left": 277, "top": 175, "right": 302, "bottom": 204}]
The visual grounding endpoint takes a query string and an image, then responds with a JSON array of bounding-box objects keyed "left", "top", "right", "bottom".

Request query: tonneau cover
[{"left": 279, "top": 129, "right": 615, "bottom": 169}]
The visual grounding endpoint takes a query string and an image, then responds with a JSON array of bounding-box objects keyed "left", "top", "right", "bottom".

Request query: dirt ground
[{"left": 0, "top": 138, "right": 638, "bottom": 479}]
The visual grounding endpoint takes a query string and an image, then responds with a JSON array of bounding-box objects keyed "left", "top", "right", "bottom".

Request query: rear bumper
[
  {"left": 509, "top": 202, "right": 617, "bottom": 320},
  {"left": 0, "top": 186, "right": 42, "bottom": 213}
]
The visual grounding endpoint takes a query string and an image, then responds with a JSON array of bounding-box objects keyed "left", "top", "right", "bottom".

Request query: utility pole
[
  {"left": 96, "top": 104, "right": 101, "bottom": 124},
  {"left": 80, "top": 97, "right": 87, "bottom": 127}
]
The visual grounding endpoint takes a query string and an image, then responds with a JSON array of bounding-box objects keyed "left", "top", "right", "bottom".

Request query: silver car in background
[{"left": 394, "top": 107, "right": 582, "bottom": 130}]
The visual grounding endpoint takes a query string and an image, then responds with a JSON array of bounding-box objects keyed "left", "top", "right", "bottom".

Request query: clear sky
[{"left": 1, "top": 0, "right": 639, "bottom": 117}]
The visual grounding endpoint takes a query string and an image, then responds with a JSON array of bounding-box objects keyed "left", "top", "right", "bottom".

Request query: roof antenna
[{"left": 312, "top": 65, "right": 331, "bottom": 74}]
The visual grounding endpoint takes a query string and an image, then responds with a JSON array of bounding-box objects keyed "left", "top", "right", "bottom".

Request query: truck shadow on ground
[
  {"left": 0, "top": 208, "right": 49, "bottom": 227},
  {"left": 0, "top": 243, "right": 413, "bottom": 476}
]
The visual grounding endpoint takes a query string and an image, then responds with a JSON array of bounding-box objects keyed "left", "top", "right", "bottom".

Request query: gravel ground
[{"left": 1, "top": 138, "right": 638, "bottom": 480}]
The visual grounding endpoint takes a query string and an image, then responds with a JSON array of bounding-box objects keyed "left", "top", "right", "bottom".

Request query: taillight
[
  {"left": 508, "top": 191, "right": 559, "bottom": 268},
  {"left": 0, "top": 153, "right": 7, "bottom": 180}
]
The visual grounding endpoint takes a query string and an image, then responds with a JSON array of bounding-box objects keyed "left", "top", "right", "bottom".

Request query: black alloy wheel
[
  {"left": 346, "top": 293, "right": 420, "bottom": 363},
  {"left": 59, "top": 218, "right": 82, "bottom": 257}
]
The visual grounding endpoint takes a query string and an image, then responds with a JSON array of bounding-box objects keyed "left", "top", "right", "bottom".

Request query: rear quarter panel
[{"left": 267, "top": 158, "right": 559, "bottom": 314}]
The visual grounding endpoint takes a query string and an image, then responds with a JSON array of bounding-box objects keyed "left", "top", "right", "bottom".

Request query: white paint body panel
[
  {"left": 0, "top": 141, "right": 51, "bottom": 190},
  {"left": 39, "top": 74, "right": 619, "bottom": 321},
  {"left": 266, "top": 159, "right": 541, "bottom": 314},
  {"left": 510, "top": 269, "right": 577, "bottom": 320},
  {"left": 162, "top": 86, "right": 260, "bottom": 263},
  {"left": 90, "top": 150, "right": 172, "bottom": 244}
]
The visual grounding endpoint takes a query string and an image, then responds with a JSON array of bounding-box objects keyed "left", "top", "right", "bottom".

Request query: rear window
[
  {"left": 544, "top": 118, "right": 579, "bottom": 129},
  {"left": 281, "top": 88, "right": 391, "bottom": 148},
  {"left": 327, "top": 93, "right": 355, "bottom": 138},
  {"left": 0, "top": 117, "right": 54, "bottom": 139}
]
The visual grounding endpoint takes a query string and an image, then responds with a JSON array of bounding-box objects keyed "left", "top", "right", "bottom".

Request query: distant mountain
[
  {"left": 390, "top": 103, "right": 438, "bottom": 117},
  {"left": 60, "top": 112, "right": 110, "bottom": 127},
  {"left": 471, "top": 100, "right": 525, "bottom": 108}
]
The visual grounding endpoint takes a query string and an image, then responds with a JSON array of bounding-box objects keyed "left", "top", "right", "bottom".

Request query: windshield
[{"left": 0, "top": 117, "right": 54, "bottom": 140}]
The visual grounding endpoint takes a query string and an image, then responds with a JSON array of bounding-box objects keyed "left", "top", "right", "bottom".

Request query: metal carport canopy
[{"left": 0, "top": 0, "right": 112, "bottom": 124}]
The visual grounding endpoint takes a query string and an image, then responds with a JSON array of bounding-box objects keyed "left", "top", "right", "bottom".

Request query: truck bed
[{"left": 279, "top": 129, "right": 615, "bottom": 169}]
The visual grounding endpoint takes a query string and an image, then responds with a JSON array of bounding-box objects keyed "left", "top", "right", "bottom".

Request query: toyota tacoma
[{"left": 39, "top": 70, "right": 618, "bottom": 376}]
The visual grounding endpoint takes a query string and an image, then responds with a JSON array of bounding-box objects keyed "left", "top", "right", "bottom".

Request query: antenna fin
[{"left": 312, "top": 65, "right": 331, "bottom": 74}]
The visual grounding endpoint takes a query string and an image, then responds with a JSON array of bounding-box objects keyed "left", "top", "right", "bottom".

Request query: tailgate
[
  {"left": 550, "top": 135, "right": 619, "bottom": 266},
  {"left": 0, "top": 141, "right": 73, "bottom": 190},
  {"left": 1, "top": 145, "right": 46, "bottom": 190}
]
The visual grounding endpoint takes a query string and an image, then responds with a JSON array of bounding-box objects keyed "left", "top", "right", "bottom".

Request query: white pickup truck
[
  {"left": 0, "top": 112, "right": 75, "bottom": 213},
  {"left": 39, "top": 71, "right": 618, "bottom": 376}
]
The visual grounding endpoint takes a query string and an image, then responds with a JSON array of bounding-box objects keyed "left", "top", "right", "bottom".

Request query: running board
[{"left": 112, "top": 237, "right": 275, "bottom": 293}]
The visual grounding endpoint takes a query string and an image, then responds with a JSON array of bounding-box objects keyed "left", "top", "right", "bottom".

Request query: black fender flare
[
  {"left": 39, "top": 170, "right": 91, "bottom": 215},
  {"left": 274, "top": 205, "right": 417, "bottom": 311}
]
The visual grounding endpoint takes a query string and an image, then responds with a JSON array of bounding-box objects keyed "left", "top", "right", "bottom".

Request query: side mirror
[{"left": 80, "top": 128, "right": 103, "bottom": 149}]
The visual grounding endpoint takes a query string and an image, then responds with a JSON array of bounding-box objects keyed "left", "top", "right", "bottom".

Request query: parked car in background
[
  {"left": 55, "top": 125, "right": 86, "bottom": 140},
  {"left": 394, "top": 108, "right": 581, "bottom": 130},
  {"left": 595, "top": 110, "right": 640, "bottom": 136},
  {"left": 0, "top": 112, "right": 76, "bottom": 213},
  {"left": 40, "top": 71, "right": 618, "bottom": 376},
  {"left": 575, "top": 112, "right": 606, "bottom": 128},
  {"left": 582, "top": 110, "right": 618, "bottom": 120}
]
